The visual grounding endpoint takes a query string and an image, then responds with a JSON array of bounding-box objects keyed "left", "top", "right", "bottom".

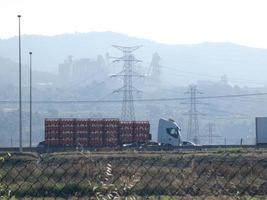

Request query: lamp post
[
  {"left": 18, "top": 14, "right": 22, "bottom": 152},
  {"left": 29, "top": 52, "right": 32, "bottom": 148}
]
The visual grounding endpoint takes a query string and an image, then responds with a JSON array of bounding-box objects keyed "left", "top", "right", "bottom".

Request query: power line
[
  {"left": 1, "top": 92, "right": 267, "bottom": 104},
  {"left": 162, "top": 65, "right": 266, "bottom": 85},
  {"left": 205, "top": 104, "right": 251, "bottom": 117},
  {"left": 202, "top": 116, "right": 255, "bottom": 120},
  {"left": 208, "top": 96, "right": 267, "bottom": 103},
  {"left": 190, "top": 92, "right": 267, "bottom": 100}
]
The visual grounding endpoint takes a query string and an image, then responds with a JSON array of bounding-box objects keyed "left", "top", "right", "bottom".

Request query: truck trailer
[
  {"left": 256, "top": 117, "right": 267, "bottom": 145},
  {"left": 45, "top": 118, "right": 151, "bottom": 148}
]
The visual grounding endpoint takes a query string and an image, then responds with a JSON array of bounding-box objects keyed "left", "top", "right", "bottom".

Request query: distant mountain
[
  {"left": 0, "top": 57, "right": 18, "bottom": 85},
  {"left": 0, "top": 56, "right": 56, "bottom": 87},
  {"left": 1, "top": 32, "right": 267, "bottom": 86}
]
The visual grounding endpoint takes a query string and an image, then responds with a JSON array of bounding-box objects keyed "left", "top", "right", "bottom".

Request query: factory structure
[{"left": 58, "top": 55, "right": 108, "bottom": 86}]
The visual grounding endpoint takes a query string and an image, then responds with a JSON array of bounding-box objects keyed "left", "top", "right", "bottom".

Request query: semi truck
[
  {"left": 44, "top": 118, "right": 151, "bottom": 148},
  {"left": 157, "top": 118, "right": 181, "bottom": 146},
  {"left": 39, "top": 117, "right": 184, "bottom": 151}
]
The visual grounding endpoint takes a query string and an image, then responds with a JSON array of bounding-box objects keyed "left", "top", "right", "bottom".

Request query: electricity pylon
[
  {"left": 111, "top": 45, "right": 143, "bottom": 121},
  {"left": 182, "top": 85, "right": 204, "bottom": 144}
]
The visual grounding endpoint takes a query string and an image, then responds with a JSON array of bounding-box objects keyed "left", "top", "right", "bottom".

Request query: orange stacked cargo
[
  {"left": 61, "top": 118, "right": 75, "bottom": 147},
  {"left": 45, "top": 119, "right": 61, "bottom": 146},
  {"left": 44, "top": 119, "right": 50, "bottom": 146},
  {"left": 44, "top": 118, "right": 151, "bottom": 148},
  {"left": 89, "top": 119, "right": 104, "bottom": 147},
  {"left": 103, "top": 118, "right": 120, "bottom": 147},
  {"left": 86, "top": 119, "right": 91, "bottom": 146},
  {"left": 119, "top": 121, "right": 134, "bottom": 144},
  {"left": 133, "top": 121, "right": 150, "bottom": 143},
  {"left": 75, "top": 119, "right": 88, "bottom": 147}
]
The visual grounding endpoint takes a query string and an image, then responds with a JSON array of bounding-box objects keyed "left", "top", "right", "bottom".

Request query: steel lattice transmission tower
[
  {"left": 111, "top": 45, "right": 143, "bottom": 121},
  {"left": 207, "top": 122, "right": 215, "bottom": 144},
  {"left": 200, "top": 122, "right": 220, "bottom": 145},
  {"left": 183, "top": 85, "right": 204, "bottom": 144}
]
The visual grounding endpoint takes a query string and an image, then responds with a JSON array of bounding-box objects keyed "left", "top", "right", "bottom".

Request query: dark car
[
  {"left": 181, "top": 141, "right": 202, "bottom": 150},
  {"left": 37, "top": 141, "right": 46, "bottom": 148},
  {"left": 182, "top": 141, "right": 197, "bottom": 146},
  {"left": 160, "top": 143, "right": 175, "bottom": 150},
  {"left": 36, "top": 141, "right": 46, "bottom": 153},
  {"left": 122, "top": 142, "right": 140, "bottom": 148}
]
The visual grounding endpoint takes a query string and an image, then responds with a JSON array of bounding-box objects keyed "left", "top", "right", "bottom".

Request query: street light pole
[
  {"left": 18, "top": 14, "right": 23, "bottom": 152},
  {"left": 29, "top": 52, "right": 32, "bottom": 149}
]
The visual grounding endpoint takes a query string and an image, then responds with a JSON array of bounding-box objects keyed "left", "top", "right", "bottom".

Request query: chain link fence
[{"left": 0, "top": 150, "right": 267, "bottom": 199}]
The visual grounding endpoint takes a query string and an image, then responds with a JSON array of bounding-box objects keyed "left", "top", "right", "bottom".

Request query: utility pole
[
  {"left": 29, "top": 52, "right": 32, "bottom": 148},
  {"left": 18, "top": 14, "right": 23, "bottom": 152},
  {"left": 111, "top": 45, "right": 143, "bottom": 121},
  {"left": 208, "top": 122, "right": 214, "bottom": 144},
  {"left": 10, "top": 136, "right": 13, "bottom": 147},
  {"left": 183, "top": 85, "right": 204, "bottom": 144}
]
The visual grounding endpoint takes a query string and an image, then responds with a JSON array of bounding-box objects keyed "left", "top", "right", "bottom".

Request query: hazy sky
[{"left": 1, "top": 0, "right": 267, "bottom": 48}]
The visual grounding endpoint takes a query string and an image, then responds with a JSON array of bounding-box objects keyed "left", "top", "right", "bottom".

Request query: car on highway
[{"left": 182, "top": 141, "right": 197, "bottom": 146}]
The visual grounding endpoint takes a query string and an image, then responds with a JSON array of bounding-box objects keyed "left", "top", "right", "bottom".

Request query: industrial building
[{"left": 58, "top": 55, "right": 107, "bottom": 86}]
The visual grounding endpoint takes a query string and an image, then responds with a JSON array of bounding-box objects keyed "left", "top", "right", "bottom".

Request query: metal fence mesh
[{"left": 0, "top": 150, "right": 267, "bottom": 199}]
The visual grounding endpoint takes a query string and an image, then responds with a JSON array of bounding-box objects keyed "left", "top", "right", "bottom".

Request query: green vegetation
[
  {"left": 0, "top": 151, "right": 266, "bottom": 199},
  {"left": 0, "top": 153, "right": 14, "bottom": 199},
  {"left": 216, "top": 147, "right": 249, "bottom": 154}
]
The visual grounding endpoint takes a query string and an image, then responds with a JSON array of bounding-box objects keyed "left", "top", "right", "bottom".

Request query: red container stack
[
  {"left": 103, "top": 118, "right": 120, "bottom": 147},
  {"left": 45, "top": 119, "right": 61, "bottom": 146},
  {"left": 89, "top": 119, "right": 104, "bottom": 147},
  {"left": 119, "top": 121, "right": 134, "bottom": 144},
  {"left": 44, "top": 118, "right": 151, "bottom": 148},
  {"left": 75, "top": 119, "right": 88, "bottom": 146},
  {"left": 133, "top": 121, "right": 151, "bottom": 143},
  {"left": 61, "top": 118, "right": 75, "bottom": 146}
]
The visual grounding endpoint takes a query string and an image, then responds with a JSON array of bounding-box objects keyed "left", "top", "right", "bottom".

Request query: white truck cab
[{"left": 157, "top": 118, "right": 181, "bottom": 146}]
